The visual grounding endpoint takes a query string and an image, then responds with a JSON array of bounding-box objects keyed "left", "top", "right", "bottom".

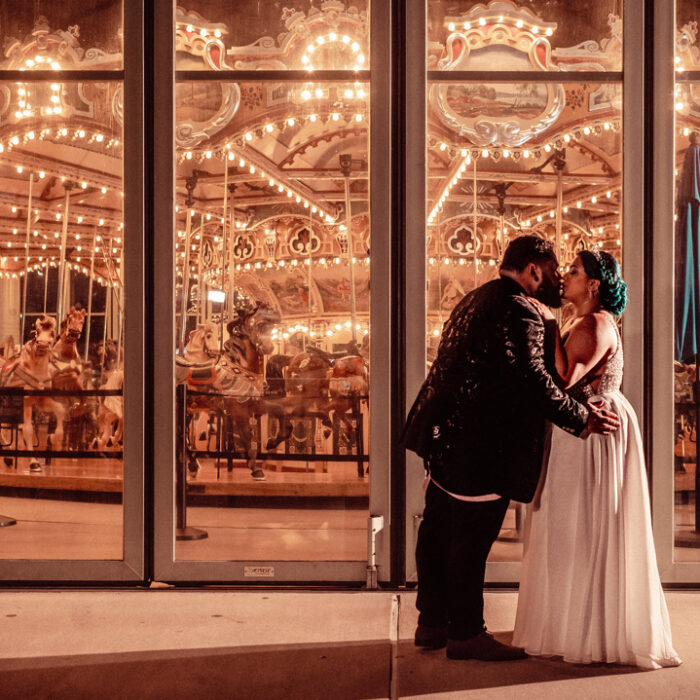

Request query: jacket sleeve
[{"left": 503, "top": 297, "right": 589, "bottom": 436}]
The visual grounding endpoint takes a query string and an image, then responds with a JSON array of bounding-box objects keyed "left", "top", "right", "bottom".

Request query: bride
[{"left": 512, "top": 250, "right": 681, "bottom": 669}]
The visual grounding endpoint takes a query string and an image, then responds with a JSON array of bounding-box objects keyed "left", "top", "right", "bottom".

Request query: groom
[{"left": 402, "top": 235, "right": 620, "bottom": 661}]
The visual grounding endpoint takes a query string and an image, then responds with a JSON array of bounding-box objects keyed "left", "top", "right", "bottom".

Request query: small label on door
[{"left": 244, "top": 566, "right": 275, "bottom": 578}]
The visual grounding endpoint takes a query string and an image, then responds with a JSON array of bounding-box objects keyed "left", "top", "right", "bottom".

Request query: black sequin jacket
[{"left": 401, "top": 276, "right": 589, "bottom": 503}]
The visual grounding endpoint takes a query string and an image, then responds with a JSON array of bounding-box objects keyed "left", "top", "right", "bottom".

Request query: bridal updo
[{"left": 579, "top": 249, "right": 628, "bottom": 316}]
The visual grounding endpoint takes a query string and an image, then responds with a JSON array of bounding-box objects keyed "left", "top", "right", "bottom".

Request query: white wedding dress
[{"left": 513, "top": 316, "right": 681, "bottom": 669}]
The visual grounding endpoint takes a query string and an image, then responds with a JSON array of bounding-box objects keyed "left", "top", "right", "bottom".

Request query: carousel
[{"left": 0, "top": 0, "right": 696, "bottom": 509}]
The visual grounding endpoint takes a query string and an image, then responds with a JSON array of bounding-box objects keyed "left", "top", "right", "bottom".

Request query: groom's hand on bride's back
[{"left": 583, "top": 400, "right": 620, "bottom": 437}]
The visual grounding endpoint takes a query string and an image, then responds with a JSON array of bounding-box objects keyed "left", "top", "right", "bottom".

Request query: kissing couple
[{"left": 402, "top": 235, "right": 681, "bottom": 669}]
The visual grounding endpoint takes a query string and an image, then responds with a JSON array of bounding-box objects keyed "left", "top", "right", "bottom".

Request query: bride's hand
[{"left": 584, "top": 399, "right": 620, "bottom": 436}]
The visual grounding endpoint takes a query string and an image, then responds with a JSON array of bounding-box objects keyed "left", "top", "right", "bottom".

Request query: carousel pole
[
  {"left": 42, "top": 260, "right": 48, "bottom": 315},
  {"left": 220, "top": 153, "right": 229, "bottom": 353},
  {"left": 554, "top": 149, "right": 566, "bottom": 322},
  {"left": 56, "top": 182, "right": 74, "bottom": 326},
  {"left": 197, "top": 214, "right": 204, "bottom": 325},
  {"left": 472, "top": 157, "right": 478, "bottom": 290},
  {"left": 554, "top": 149, "right": 566, "bottom": 262},
  {"left": 83, "top": 231, "right": 97, "bottom": 362},
  {"left": 436, "top": 212, "right": 443, "bottom": 329},
  {"left": 179, "top": 175, "right": 197, "bottom": 354},
  {"left": 228, "top": 183, "right": 237, "bottom": 322},
  {"left": 99, "top": 242, "right": 115, "bottom": 380},
  {"left": 307, "top": 211, "right": 314, "bottom": 351},
  {"left": 340, "top": 155, "right": 357, "bottom": 345},
  {"left": 98, "top": 239, "right": 123, "bottom": 373},
  {"left": 116, "top": 252, "right": 124, "bottom": 369},
  {"left": 20, "top": 172, "right": 34, "bottom": 342}
]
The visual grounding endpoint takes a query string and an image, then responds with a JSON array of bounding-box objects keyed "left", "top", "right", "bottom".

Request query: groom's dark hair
[{"left": 500, "top": 235, "right": 557, "bottom": 272}]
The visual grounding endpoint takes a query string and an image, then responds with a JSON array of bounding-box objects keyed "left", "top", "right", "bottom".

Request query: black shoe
[
  {"left": 446, "top": 632, "right": 528, "bottom": 661},
  {"left": 414, "top": 624, "right": 448, "bottom": 649},
  {"left": 251, "top": 467, "right": 266, "bottom": 481}
]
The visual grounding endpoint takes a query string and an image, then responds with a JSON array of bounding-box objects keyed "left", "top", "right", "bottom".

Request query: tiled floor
[{"left": 2, "top": 496, "right": 699, "bottom": 563}]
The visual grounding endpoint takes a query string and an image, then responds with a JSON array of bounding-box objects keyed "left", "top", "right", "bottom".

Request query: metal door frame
[
  {"left": 404, "top": 0, "right": 645, "bottom": 585},
  {"left": 0, "top": 2, "right": 145, "bottom": 583},
  {"left": 152, "top": 0, "right": 393, "bottom": 584}
]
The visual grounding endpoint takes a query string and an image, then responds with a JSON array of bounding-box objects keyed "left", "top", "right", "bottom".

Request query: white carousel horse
[{"left": 94, "top": 369, "right": 124, "bottom": 449}]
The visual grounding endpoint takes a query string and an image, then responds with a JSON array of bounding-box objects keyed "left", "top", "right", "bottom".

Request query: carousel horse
[
  {"left": 176, "top": 302, "right": 281, "bottom": 480},
  {"left": 94, "top": 369, "right": 124, "bottom": 450},
  {"left": 53, "top": 306, "right": 87, "bottom": 363},
  {"left": 328, "top": 354, "right": 369, "bottom": 475},
  {"left": 263, "top": 348, "right": 334, "bottom": 449},
  {"left": 0, "top": 315, "right": 65, "bottom": 470},
  {"left": 263, "top": 341, "right": 368, "bottom": 458},
  {"left": 88, "top": 340, "right": 124, "bottom": 451},
  {"left": 52, "top": 306, "right": 95, "bottom": 450},
  {"left": 182, "top": 322, "right": 221, "bottom": 444}
]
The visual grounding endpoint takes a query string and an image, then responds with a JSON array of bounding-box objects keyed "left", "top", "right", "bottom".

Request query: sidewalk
[{"left": 0, "top": 588, "right": 697, "bottom": 699}]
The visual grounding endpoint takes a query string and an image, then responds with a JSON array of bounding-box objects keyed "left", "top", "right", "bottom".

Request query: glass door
[
  {"left": 406, "top": 0, "right": 641, "bottom": 583},
  {"left": 653, "top": 0, "right": 700, "bottom": 583},
  {"left": 0, "top": 0, "right": 144, "bottom": 581},
  {"left": 154, "top": 0, "right": 392, "bottom": 583}
]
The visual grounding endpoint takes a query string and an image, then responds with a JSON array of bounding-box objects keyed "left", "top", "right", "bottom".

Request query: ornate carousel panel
[
  {"left": 172, "top": 3, "right": 372, "bottom": 563},
  {"left": 428, "top": 0, "right": 623, "bottom": 72},
  {"left": 0, "top": 3, "right": 125, "bottom": 561},
  {"left": 674, "top": 2, "right": 700, "bottom": 561},
  {"left": 425, "top": 1, "right": 622, "bottom": 563},
  {"left": 176, "top": 0, "right": 369, "bottom": 72}
]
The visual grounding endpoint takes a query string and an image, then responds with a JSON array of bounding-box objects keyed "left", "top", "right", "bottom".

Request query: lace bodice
[{"left": 567, "top": 313, "right": 623, "bottom": 403}]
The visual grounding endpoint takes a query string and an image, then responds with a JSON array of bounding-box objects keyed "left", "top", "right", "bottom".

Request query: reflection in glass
[
  {"left": 176, "top": 1, "right": 369, "bottom": 71},
  {"left": 428, "top": 0, "right": 623, "bottom": 71},
  {"left": 174, "top": 80, "right": 370, "bottom": 562},
  {"left": 0, "top": 1, "right": 122, "bottom": 71},
  {"left": 674, "top": 58, "right": 700, "bottom": 557},
  {"left": 0, "top": 80, "right": 124, "bottom": 559},
  {"left": 427, "top": 2, "right": 623, "bottom": 565}
]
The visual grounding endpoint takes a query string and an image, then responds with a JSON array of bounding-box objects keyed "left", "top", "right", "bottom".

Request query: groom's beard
[{"left": 535, "top": 279, "right": 563, "bottom": 308}]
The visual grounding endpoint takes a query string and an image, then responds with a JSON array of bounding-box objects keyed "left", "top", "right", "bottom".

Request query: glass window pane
[
  {"left": 174, "top": 80, "right": 370, "bottom": 562},
  {"left": 428, "top": 1, "right": 622, "bottom": 72},
  {"left": 0, "top": 1, "right": 122, "bottom": 71},
  {"left": 0, "top": 80, "right": 124, "bottom": 559},
  {"left": 176, "top": 1, "right": 369, "bottom": 71},
  {"left": 674, "top": 1, "right": 700, "bottom": 561},
  {"left": 425, "top": 82, "right": 622, "bottom": 563}
]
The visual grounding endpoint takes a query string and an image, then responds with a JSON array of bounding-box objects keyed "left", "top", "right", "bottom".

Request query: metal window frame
[
  {"left": 153, "top": 0, "right": 393, "bottom": 584},
  {"left": 405, "top": 0, "right": 643, "bottom": 585},
  {"left": 652, "top": 0, "right": 700, "bottom": 583},
  {"left": 0, "top": 4, "right": 145, "bottom": 583}
]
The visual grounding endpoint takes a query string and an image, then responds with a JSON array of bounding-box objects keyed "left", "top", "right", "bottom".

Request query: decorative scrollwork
[
  {"left": 289, "top": 226, "right": 321, "bottom": 256},
  {"left": 234, "top": 234, "right": 255, "bottom": 261},
  {"left": 447, "top": 225, "right": 481, "bottom": 256}
]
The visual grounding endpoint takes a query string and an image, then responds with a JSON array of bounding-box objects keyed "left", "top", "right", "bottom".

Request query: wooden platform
[{"left": 0, "top": 457, "right": 369, "bottom": 498}]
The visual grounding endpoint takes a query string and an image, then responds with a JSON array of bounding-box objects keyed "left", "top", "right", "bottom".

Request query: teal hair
[{"left": 578, "top": 249, "right": 628, "bottom": 316}]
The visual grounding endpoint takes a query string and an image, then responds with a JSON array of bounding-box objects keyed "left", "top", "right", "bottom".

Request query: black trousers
[{"left": 415, "top": 480, "right": 510, "bottom": 640}]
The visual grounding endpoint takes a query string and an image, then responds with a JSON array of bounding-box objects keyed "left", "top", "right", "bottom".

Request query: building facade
[{"left": 0, "top": 0, "right": 698, "bottom": 586}]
